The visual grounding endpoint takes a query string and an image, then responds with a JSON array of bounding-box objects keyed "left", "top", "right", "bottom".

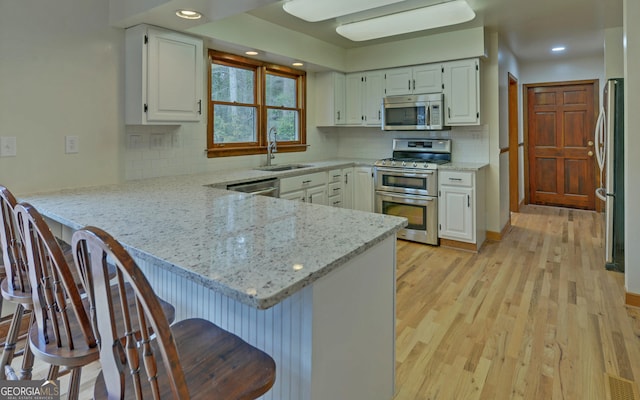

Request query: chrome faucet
[{"left": 266, "top": 126, "right": 277, "bottom": 166}]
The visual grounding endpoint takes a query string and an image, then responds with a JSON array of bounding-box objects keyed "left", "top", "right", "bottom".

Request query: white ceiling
[{"left": 246, "top": 0, "right": 623, "bottom": 62}]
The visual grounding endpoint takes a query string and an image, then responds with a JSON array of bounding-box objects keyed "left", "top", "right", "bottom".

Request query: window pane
[
  {"left": 214, "top": 104, "right": 257, "bottom": 143},
  {"left": 211, "top": 64, "right": 254, "bottom": 103},
  {"left": 266, "top": 74, "right": 296, "bottom": 108},
  {"left": 267, "top": 109, "right": 299, "bottom": 141}
]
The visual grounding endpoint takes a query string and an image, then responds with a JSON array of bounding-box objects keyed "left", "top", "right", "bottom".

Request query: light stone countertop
[
  {"left": 21, "top": 159, "right": 406, "bottom": 310},
  {"left": 440, "top": 162, "right": 489, "bottom": 171}
]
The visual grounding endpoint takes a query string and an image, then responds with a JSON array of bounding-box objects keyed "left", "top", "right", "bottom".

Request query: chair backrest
[
  {"left": 14, "top": 202, "right": 96, "bottom": 351},
  {"left": 72, "top": 226, "right": 189, "bottom": 399},
  {"left": 0, "top": 185, "right": 30, "bottom": 294}
]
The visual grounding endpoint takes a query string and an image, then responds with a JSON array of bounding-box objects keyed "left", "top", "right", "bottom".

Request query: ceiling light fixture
[
  {"left": 292, "top": 62, "right": 304, "bottom": 67},
  {"left": 175, "top": 10, "right": 202, "bottom": 20},
  {"left": 336, "top": 0, "right": 476, "bottom": 42},
  {"left": 245, "top": 50, "right": 259, "bottom": 56},
  {"left": 552, "top": 46, "right": 566, "bottom": 52},
  {"left": 282, "top": 0, "right": 405, "bottom": 22}
]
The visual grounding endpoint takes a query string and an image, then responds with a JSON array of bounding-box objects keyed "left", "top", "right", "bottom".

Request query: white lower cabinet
[
  {"left": 438, "top": 169, "right": 486, "bottom": 248},
  {"left": 327, "top": 168, "right": 355, "bottom": 208},
  {"left": 277, "top": 166, "right": 372, "bottom": 211},
  {"left": 353, "top": 167, "right": 374, "bottom": 213},
  {"left": 280, "top": 172, "right": 328, "bottom": 205},
  {"left": 342, "top": 168, "right": 354, "bottom": 209}
]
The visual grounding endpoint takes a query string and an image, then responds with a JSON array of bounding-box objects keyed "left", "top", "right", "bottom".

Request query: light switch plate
[
  {"left": 0, "top": 136, "right": 17, "bottom": 157},
  {"left": 65, "top": 135, "right": 79, "bottom": 154}
]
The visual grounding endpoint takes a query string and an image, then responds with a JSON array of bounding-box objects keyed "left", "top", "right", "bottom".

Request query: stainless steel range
[{"left": 374, "top": 138, "right": 451, "bottom": 245}]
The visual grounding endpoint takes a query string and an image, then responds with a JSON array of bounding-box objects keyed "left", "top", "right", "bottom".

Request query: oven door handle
[
  {"left": 374, "top": 167, "right": 435, "bottom": 177},
  {"left": 376, "top": 191, "right": 435, "bottom": 202}
]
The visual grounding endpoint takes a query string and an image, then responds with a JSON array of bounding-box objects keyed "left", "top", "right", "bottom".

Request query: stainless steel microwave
[{"left": 382, "top": 93, "right": 448, "bottom": 131}]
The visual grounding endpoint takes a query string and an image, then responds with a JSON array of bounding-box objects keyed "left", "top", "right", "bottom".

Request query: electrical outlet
[
  {"left": 65, "top": 135, "right": 79, "bottom": 154},
  {"left": 129, "top": 134, "right": 143, "bottom": 149},
  {"left": 0, "top": 136, "right": 17, "bottom": 157},
  {"left": 150, "top": 133, "right": 164, "bottom": 149}
]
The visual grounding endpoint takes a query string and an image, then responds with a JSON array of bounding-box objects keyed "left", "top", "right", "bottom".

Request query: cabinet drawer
[
  {"left": 329, "top": 194, "right": 343, "bottom": 207},
  {"left": 440, "top": 170, "right": 473, "bottom": 187},
  {"left": 328, "top": 169, "right": 343, "bottom": 183},
  {"left": 280, "top": 172, "right": 327, "bottom": 193},
  {"left": 328, "top": 181, "right": 342, "bottom": 196}
]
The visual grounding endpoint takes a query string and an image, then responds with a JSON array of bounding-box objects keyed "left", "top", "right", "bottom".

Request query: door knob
[
  {"left": 588, "top": 150, "right": 594, "bottom": 157},
  {"left": 588, "top": 140, "right": 594, "bottom": 146}
]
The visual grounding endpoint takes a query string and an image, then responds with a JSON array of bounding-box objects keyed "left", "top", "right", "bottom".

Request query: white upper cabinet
[
  {"left": 315, "top": 72, "right": 346, "bottom": 126},
  {"left": 384, "top": 64, "right": 442, "bottom": 96},
  {"left": 442, "top": 58, "right": 480, "bottom": 125},
  {"left": 345, "top": 71, "right": 384, "bottom": 126},
  {"left": 125, "top": 24, "right": 203, "bottom": 125}
]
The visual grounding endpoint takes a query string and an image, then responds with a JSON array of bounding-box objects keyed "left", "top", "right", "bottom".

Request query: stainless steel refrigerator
[{"left": 595, "top": 78, "right": 624, "bottom": 272}]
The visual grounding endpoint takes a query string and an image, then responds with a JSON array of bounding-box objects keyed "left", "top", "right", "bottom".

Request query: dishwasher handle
[{"left": 249, "top": 186, "right": 279, "bottom": 196}]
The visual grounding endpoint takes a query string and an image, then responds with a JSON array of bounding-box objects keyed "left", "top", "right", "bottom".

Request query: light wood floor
[
  {"left": 10, "top": 205, "right": 640, "bottom": 399},
  {"left": 394, "top": 205, "right": 640, "bottom": 400}
]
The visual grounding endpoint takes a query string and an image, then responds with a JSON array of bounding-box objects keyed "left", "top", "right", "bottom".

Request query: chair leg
[
  {"left": 67, "top": 368, "right": 82, "bottom": 400},
  {"left": 46, "top": 364, "right": 60, "bottom": 380},
  {"left": 0, "top": 303, "right": 25, "bottom": 380},
  {"left": 18, "top": 312, "right": 35, "bottom": 380}
]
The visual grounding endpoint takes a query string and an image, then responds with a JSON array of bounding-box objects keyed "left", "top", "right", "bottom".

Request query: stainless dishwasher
[{"left": 226, "top": 178, "right": 280, "bottom": 197}]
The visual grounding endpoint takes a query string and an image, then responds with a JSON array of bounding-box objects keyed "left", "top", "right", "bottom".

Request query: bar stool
[
  {"left": 15, "top": 201, "right": 177, "bottom": 399},
  {"left": 0, "top": 185, "right": 34, "bottom": 380},
  {"left": 14, "top": 202, "right": 99, "bottom": 398},
  {"left": 73, "top": 226, "right": 276, "bottom": 399}
]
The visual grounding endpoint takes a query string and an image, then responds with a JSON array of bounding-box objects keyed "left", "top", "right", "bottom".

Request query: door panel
[{"left": 527, "top": 82, "right": 596, "bottom": 209}]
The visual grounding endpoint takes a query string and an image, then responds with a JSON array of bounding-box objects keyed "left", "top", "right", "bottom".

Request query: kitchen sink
[{"left": 254, "top": 164, "right": 312, "bottom": 172}]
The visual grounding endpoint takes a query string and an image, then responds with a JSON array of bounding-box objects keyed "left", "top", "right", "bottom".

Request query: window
[{"left": 207, "top": 51, "right": 307, "bottom": 157}]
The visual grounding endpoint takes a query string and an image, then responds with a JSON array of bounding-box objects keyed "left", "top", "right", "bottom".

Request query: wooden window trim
[{"left": 207, "top": 50, "right": 307, "bottom": 158}]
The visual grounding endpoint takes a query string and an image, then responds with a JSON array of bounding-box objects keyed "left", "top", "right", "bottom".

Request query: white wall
[
  {"left": 0, "top": 0, "right": 123, "bottom": 195},
  {"left": 0, "top": 1, "right": 338, "bottom": 189},
  {"left": 520, "top": 55, "right": 605, "bottom": 86},
  {"left": 623, "top": 0, "right": 640, "bottom": 294},
  {"left": 497, "top": 36, "right": 521, "bottom": 216},
  {"left": 605, "top": 27, "right": 624, "bottom": 79},
  {"left": 481, "top": 32, "right": 503, "bottom": 235}
]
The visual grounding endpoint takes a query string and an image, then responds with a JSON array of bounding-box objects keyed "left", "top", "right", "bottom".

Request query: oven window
[
  {"left": 382, "top": 175, "right": 427, "bottom": 191},
  {"left": 381, "top": 200, "right": 427, "bottom": 230}
]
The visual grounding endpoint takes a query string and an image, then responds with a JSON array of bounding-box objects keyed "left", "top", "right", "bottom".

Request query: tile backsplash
[
  {"left": 124, "top": 123, "right": 491, "bottom": 181},
  {"left": 124, "top": 125, "right": 207, "bottom": 181}
]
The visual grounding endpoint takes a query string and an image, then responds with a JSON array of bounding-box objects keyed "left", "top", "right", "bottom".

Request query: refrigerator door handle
[{"left": 594, "top": 106, "right": 606, "bottom": 172}]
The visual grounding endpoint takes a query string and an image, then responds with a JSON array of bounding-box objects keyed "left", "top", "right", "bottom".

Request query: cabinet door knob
[{"left": 588, "top": 150, "right": 594, "bottom": 157}]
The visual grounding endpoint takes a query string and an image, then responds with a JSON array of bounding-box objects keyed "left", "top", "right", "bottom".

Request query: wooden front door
[{"left": 526, "top": 81, "right": 597, "bottom": 210}]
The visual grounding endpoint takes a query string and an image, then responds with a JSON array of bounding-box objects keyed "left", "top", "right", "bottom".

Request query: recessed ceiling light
[
  {"left": 175, "top": 10, "right": 202, "bottom": 20},
  {"left": 245, "top": 51, "right": 259, "bottom": 56},
  {"left": 292, "top": 62, "right": 304, "bottom": 67},
  {"left": 283, "top": 0, "right": 405, "bottom": 22},
  {"left": 552, "top": 46, "right": 566, "bottom": 52},
  {"left": 336, "top": 0, "right": 475, "bottom": 42}
]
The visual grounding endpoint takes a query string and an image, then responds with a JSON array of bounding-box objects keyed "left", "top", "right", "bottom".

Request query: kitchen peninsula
[{"left": 21, "top": 163, "right": 406, "bottom": 400}]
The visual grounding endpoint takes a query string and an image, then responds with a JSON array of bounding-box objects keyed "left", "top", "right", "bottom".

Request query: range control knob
[
  {"left": 391, "top": 160, "right": 396, "bottom": 166},
  {"left": 412, "top": 162, "right": 418, "bottom": 167},
  {"left": 402, "top": 161, "right": 406, "bottom": 167},
  {"left": 424, "top": 163, "right": 430, "bottom": 168}
]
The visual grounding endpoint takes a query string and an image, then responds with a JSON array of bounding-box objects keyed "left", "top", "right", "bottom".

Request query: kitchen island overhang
[{"left": 21, "top": 169, "right": 406, "bottom": 400}]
